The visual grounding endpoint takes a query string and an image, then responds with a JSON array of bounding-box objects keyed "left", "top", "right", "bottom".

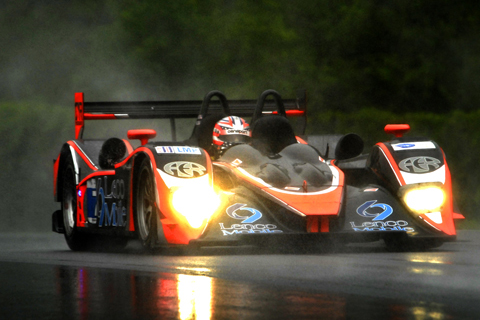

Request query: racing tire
[
  {"left": 100, "top": 236, "right": 129, "bottom": 252},
  {"left": 62, "top": 154, "right": 95, "bottom": 251},
  {"left": 135, "top": 158, "right": 160, "bottom": 250}
]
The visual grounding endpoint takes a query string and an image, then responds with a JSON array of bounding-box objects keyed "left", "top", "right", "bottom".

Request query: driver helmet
[{"left": 212, "top": 116, "right": 251, "bottom": 158}]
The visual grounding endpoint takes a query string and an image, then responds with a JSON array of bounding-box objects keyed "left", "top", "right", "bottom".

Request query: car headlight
[
  {"left": 398, "top": 183, "right": 446, "bottom": 215},
  {"left": 170, "top": 186, "right": 220, "bottom": 228}
]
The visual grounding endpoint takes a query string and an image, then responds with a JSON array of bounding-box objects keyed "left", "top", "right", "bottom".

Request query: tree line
[
  {"left": 1, "top": 1, "right": 480, "bottom": 231},
  {"left": 1, "top": 1, "right": 480, "bottom": 112}
]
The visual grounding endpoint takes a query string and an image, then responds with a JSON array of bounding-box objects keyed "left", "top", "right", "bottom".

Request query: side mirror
[
  {"left": 385, "top": 124, "right": 410, "bottom": 138},
  {"left": 335, "top": 133, "right": 364, "bottom": 160},
  {"left": 127, "top": 129, "right": 157, "bottom": 146}
]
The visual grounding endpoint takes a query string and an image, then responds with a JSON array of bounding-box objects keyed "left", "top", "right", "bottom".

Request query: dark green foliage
[
  {"left": 1, "top": 1, "right": 480, "bottom": 230},
  {"left": 2, "top": 0, "right": 480, "bottom": 110},
  {"left": 117, "top": 0, "right": 480, "bottom": 112}
]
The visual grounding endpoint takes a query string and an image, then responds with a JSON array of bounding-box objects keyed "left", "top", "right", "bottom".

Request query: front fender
[
  {"left": 367, "top": 139, "right": 456, "bottom": 236},
  {"left": 143, "top": 145, "right": 218, "bottom": 245}
]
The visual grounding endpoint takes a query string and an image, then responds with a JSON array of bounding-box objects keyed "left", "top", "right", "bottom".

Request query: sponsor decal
[
  {"left": 226, "top": 129, "right": 249, "bottom": 135},
  {"left": 155, "top": 146, "right": 201, "bottom": 155},
  {"left": 163, "top": 161, "right": 206, "bottom": 178},
  {"left": 285, "top": 186, "right": 301, "bottom": 191},
  {"left": 220, "top": 203, "right": 283, "bottom": 235},
  {"left": 219, "top": 223, "right": 282, "bottom": 235},
  {"left": 392, "top": 141, "right": 436, "bottom": 151},
  {"left": 357, "top": 200, "right": 393, "bottom": 221},
  {"left": 363, "top": 188, "right": 379, "bottom": 192},
  {"left": 398, "top": 156, "right": 441, "bottom": 173},
  {"left": 87, "top": 176, "right": 127, "bottom": 227},
  {"left": 350, "top": 220, "right": 414, "bottom": 232},
  {"left": 395, "top": 143, "right": 415, "bottom": 149},
  {"left": 226, "top": 203, "right": 262, "bottom": 223},
  {"left": 353, "top": 200, "right": 415, "bottom": 232}
]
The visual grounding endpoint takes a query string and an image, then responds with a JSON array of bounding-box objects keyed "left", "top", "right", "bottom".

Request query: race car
[{"left": 52, "top": 89, "right": 464, "bottom": 251}]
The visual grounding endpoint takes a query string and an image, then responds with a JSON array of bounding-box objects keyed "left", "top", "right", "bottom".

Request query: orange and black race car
[{"left": 52, "top": 89, "right": 465, "bottom": 251}]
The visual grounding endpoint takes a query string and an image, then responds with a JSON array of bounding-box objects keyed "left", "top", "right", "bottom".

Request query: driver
[{"left": 212, "top": 116, "right": 251, "bottom": 159}]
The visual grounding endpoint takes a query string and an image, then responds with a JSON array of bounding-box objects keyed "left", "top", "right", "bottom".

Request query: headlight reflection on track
[
  {"left": 177, "top": 274, "right": 212, "bottom": 320},
  {"left": 407, "top": 254, "right": 452, "bottom": 265},
  {"left": 408, "top": 267, "right": 444, "bottom": 276}
]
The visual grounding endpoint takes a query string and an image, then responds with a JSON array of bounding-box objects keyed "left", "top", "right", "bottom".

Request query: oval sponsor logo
[
  {"left": 163, "top": 161, "right": 206, "bottom": 178},
  {"left": 396, "top": 143, "right": 415, "bottom": 149},
  {"left": 398, "top": 156, "right": 441, "bottom": 173}
]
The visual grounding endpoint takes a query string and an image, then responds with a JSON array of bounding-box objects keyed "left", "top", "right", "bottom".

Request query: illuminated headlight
[
  {"left": 399, "top": 183, "right": 446, "bottom": 215},
  {"left": 170, "top": 186, "right": 220, "bottom": 228}
]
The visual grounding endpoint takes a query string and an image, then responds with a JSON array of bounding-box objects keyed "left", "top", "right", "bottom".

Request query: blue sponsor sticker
[
  {"left": 396, "top": 143, "right": 415, "bottom": 149},
  {"left": 392, "top": 141, "right": 436, "bottom": 151},
  {"left": 155, "top": 146, "right": 201, "bottom": 155}
]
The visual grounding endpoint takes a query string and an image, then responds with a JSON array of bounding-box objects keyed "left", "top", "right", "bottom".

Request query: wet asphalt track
[{"left": 1, "top": 231, "right": 480, "bottom": 319}]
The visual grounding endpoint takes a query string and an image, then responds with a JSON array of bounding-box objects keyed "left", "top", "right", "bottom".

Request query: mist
[{"left": 1, "top": 1, "right": 480, "bottom": 232}]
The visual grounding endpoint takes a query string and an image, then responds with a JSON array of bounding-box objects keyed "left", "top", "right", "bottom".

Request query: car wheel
[
  {"left": 135, "top": 158, "right": 159, "bottom": 249},
  {"left": 62, "top": 154, "right": 92, "bottom": 251}
]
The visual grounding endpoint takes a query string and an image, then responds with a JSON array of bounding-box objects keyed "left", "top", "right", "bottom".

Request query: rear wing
[{"left": 74, "top": 90, "right": 307, "bottom": 140}]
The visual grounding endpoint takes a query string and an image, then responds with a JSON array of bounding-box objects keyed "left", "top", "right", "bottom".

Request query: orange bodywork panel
[
  {"left": 418, "top": 158, "right": 456, "bottom": 236},
  {"left": 154, "top": 152, "right": 213, "bottom": 245},
  {"left": 377, "top": 143, "right": 458, "bottom": 236}
]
